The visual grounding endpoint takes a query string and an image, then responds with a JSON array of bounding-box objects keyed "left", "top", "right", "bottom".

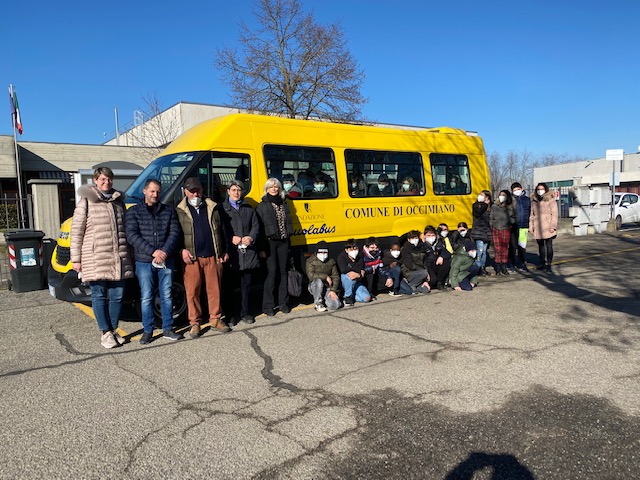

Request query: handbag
[{"left": 287, "top": 258, "right": 303, "bottom": 297}]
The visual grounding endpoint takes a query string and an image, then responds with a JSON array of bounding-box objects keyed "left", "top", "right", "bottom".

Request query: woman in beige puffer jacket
[
  {"left": 529, "top": 182, "right": 558, "bottom": 273},
  {"left": 70, "top": 168, "right": 133, "bottom": 349}
]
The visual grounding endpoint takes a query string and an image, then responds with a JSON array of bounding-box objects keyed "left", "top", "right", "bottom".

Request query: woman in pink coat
[{"left": 529, "top": 183, "right": 558, "bottom": 273}]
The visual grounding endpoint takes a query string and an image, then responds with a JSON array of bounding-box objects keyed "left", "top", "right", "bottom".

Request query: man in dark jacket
[
  {"left": 510, "top": 182, "right": 532, "bottom": 271},
  {"left": 400, "top": 230, "right": 430, "bottom": 294},
  {"left": 125, "top": 179, "right": 182, "bottom": 344},
  {"left": 337, "top": 239, "right": 372, "bottom": 306},
  {"left": 306, "top": 240, "right": 341, "bottom": 311}
]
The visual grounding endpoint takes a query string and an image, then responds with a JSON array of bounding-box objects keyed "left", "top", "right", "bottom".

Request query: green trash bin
[{"left": 6, "top": 229, "right": 46, "bottom": 292}]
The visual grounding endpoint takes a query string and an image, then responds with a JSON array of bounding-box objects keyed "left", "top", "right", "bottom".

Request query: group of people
[{"left": 71, "top": 168, "right": 558, "bottom": 349}]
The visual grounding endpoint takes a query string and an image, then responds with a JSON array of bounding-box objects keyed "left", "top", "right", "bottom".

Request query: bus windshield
[{"left": 125, "top": 152, "right": 201, "bottom": 203}]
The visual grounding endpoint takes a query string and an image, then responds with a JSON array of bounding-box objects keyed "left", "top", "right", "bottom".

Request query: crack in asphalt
[{"left": 243, "top": 330, "right": 301, "bottom": 393}]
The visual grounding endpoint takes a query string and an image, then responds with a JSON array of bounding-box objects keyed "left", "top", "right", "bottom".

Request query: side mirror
[{"left": 622, "top": 202, "right": 631, "bottom": 207}]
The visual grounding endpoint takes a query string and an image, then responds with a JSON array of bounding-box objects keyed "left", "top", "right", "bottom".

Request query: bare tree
[
  {"left": 124, "top": 93, "right": 181, "bottom": 158},
  {"left": 216, "top": 0, "right": 367, "bottom": 122}
]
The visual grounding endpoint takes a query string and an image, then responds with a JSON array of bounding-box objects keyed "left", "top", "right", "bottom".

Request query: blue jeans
[
  {"left": 136, "top": 259, "right": 174, "bottom": 332},
  {"left": 386, "top": 266, "right": 413, "bottom": 294},
  {"left": 90, "top": 280, "right": 126, "bottom": 332},
  {"left": 475, "top": 240, "right": 488, "bottom": 268},
  {"left": 340, "top": 274, "right": 371, "bottom": 302}
]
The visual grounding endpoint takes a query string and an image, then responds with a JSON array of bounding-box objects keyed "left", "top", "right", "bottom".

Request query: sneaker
[
  {"left": 521, "top": 264, "right": 529, "bottom": 272},
  {"left": 315, "top": 304, "right": 328, "bottom": 312},
  {"left": 545, "top": 265, "right": 553, "bottom": 274},
  {"left": 188, "top": 324, "right": 201, "bottom": 339},
  {"left": 139, "top": 331, "right": 153, "bottom": 345},
  {"left": 162, "top": 329, "right": 182, "bottom": 341},
  {"left": 536, "top": 264, "right": 546, "bottom": 271},
  {"left": 415, "top": 285, "right": 430, "bottom": 294},
  {"left": 101, "top": 331, "right": 118, "bottom": 349},
  {"left": 241, "top": 315, "right": 255, "bottom": 324},
  {"left": 263, "top": 309, "right": 276, "bottom": 317},
  {"left": 213, "top": 319, "right": 231, "bottom": 333},
  {"left": 388, "top": 291, "right": 402, "bottom": 297},
  {"left": 113, "top": 332, "right": 127, "bottom": 345},
  {"left": 280, "top": 305, "right": 291, "bottom": 314},
  {"left": 344, "top": 297, "right": 355, "bottom": 307}
]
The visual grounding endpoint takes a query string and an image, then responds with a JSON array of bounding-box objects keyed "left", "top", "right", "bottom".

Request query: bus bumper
[{"left": 47, "top": 266, "right": 92, "bottom": 304}]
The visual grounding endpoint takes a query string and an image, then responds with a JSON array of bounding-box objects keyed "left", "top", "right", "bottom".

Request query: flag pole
[{"left": 10, "top": 85, "right": 26, "bottom": 229}]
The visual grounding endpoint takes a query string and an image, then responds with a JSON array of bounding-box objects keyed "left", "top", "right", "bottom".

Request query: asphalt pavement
[{"left": 0, "top": 230, "right": 639, "bottom": 479}]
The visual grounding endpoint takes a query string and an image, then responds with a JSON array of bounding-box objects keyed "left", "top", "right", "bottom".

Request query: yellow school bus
[{"left": 48, "top": 113, "right": 489, "bottom": 310}]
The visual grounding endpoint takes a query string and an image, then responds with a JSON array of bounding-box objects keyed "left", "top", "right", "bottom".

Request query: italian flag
[{"left": 9, "top": 84, "right": 23, "bottom": 135}]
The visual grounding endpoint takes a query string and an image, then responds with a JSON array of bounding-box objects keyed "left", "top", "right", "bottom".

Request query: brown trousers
[{"left": 184, "top": 257, "right": 223, "bottom": 325}]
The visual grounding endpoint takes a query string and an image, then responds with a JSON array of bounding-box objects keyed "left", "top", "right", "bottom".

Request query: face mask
[
  {"left": 477, "top": 195, "right": 485, "bottom": 203},
  {"left": 317, "top": 253, "right": 328, "bottom": 262},
  {"left": 450, "top": 181, "right": 457, "bottom": 188},
  {"left": 351, "top": 182, "right": 358, "bottom": 189},
  {"left": 468, "top": 250, "right": 477, "bottom": 259},
  {"left": 314, "top": 183, "right": 325, "bottom": 192},
  {"left": 378, "top": 183, "right": 387, "bottom": 191},
  {"left": 348, "top": 250, "right": 358, "bottom": 259},
  {"left": 409, "top": 238, "right": 419, "bottom": 246},
  {"left": 537, "top": 189, "right": 546, "bottom": 196},
  {"left": 402, "top": 184, "right": 410, "bottom": 191},
  {"left": 459, "top": 230, "right": 467, "bottom": 237},
  {"left": 283, "top": 182, "right": 293, "bottom": 192},
  {"left": 188, "top": 197, "right": 202, "bottom": 207},
  {"left": 425, "top": 236, "right": 436, "bottom": 245},
  {"left": 368, "top": 248, "right": 379, "bottom": 255},
  {"left": 512, "top": 189, "right": 523, "bottom": 197},
  {"left": 499, "top": 195, "right": 506, "bottom": 203},
  {"left": 390, "top": 250, "right": 401, "bottom": 258},
  {"left": 441, "top": 230, "right": 449, "bottom": 238}
]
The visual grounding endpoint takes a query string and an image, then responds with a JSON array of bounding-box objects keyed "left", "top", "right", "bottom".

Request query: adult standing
[
  {"left": 125, "top": 179, "right": 182, "bottom": 344},
  {"left": 471, "top": 190, "right": 493, "bottom": 276},
  {"left": 256, "top": 178, "right": 293, "bottom": 316},
  {"left": 176, "top": 177, "right": 231, "bottom": 338},
  {"left": 509, "top": 182, "right": 532, "bottom": 271},
  {"left": 71, "top": 167, "right": 133, "bottom": 349},
  {"left": 529, "top": 182, "right": 558, "bottom": 273},
  {"left": 220, "top": 180, "right": 260, "bottom": 324},
  {"left": 490, "top": 190, "right": 516, "bottom": 276}
]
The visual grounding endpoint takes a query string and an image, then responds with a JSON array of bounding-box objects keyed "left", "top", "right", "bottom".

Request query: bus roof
[{"left": 161, "top": 113, "right": 485, "bottom": 156}]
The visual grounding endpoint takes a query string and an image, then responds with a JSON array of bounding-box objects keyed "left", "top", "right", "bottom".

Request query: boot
[
  {"left": 482, "top": 267, "right": 491, "bottom": 276},
  {"left": 501, "top": 263, "right": 510, "bottom": 275}
]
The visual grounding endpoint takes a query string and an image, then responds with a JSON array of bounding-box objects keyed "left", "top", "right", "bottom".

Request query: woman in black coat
[
  {"left": 471, "top": 190, "right": 493, "bottom": 276},
  {"left": 256, "top": 178, "right": 294, "bottom": 316},
  {"left": 220, "top": 180, "right": 261, "bottom": 324}
]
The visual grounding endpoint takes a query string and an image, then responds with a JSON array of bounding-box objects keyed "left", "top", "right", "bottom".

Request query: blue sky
[{"left": 3, "top": 0, "right": 639, "bottom": 159}]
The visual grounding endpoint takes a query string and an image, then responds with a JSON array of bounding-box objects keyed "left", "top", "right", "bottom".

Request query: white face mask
[
  {"left": 283, "top": 182, "right": 293, "bottom": 192},
  {"left": 402, "top": 184, "right": 410, "bottom": 191},
  {"left": 314, "top": 183, "right": 325, "bottom": 192},
  {"left": 477, "top": 195, "right": 485, "bottom": 203},
  {"left": 188, "top": 197, "right": 202, "bottom": 207},
  {"left": 468, "top": 250, "right": 477, "bottom": 259},
  {"left": 390, "top": 250, "right": 401, "bottom": 258},
  {"left": 441, "top": 230, "right": 449, "bottom": 238},
  {"left": 347, "top": 250, "right": 358, "bottom": 259},
  {"left": 409, "top": 238, "right": 419, "bottom": 246},
  {"left": 537, "top": 189, "right": 546, "bottom": 196},
  {"left": 425, "top": 236, "right": 436, "bottom": 245},
  {"left": 317, "top": 253, "right": 328, "bottom": 262},
  {"left": 351, "top": 182, "right": 358, "bottom": 189},
  {"left": 378, "top": 183, "right": 387, "bottom": 191},
  {"left": 512, "top": 189, "right": 523, "bottom": 197},
  {"left": 450, "top": 181, "right": 457, "bottom": 188},
  {"left": 459, "top": 230, "right": 467, "bottom": 237},
  {"left": 499, "top": 195, "right": 506, "bottom": 203}
]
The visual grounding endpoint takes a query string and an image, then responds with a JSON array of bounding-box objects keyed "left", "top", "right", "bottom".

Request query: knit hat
[{"left": 316, "top": 240, "right": 329, "bottom": 253}]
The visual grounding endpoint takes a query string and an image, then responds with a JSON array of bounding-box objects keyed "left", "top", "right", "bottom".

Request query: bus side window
[
  {"left": 430, "top": 154, "right": 471, "bottom": 195},
  {"left": 345, "top": 149, "right": 423, "bottom": 197}
]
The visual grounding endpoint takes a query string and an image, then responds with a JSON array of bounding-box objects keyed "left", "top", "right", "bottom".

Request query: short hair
[
  {"left": 143, "top": 178, "right": 161, "bottom": 189},
  {"left": 228, "top": 179, "right": 244, "bottom": 191},
  {"left": 314, "top": 174, "right": 326, "bottom": 183},
  {"left": 364, "top": 236, "right": 378, "bottom": 247},
  {"left": 511, "top": 182, "right": 523, "bottom": 190},
  {"left": 93, "top": 167, "right": 114, "bottom": 180},
  {"left": 423, "top": 225, "right": 437, "bottom": 235},
  {"left": 458, "top": 222, "right": 468, "bottom": 229},
  {"left": 263, "top": 177, "right": 285, "bottom": 199},
  {"left": 344, "top": 238, "right": 358, "bottom": 249},
  {"left": 438, "top": 223, "right": 449, "bottom": 230},
  {"left": 390, "top": 243, "right": 401, "bottom": 250},
  {"left": 407, "top": 229, "right": 420, "bottom": 239}
]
